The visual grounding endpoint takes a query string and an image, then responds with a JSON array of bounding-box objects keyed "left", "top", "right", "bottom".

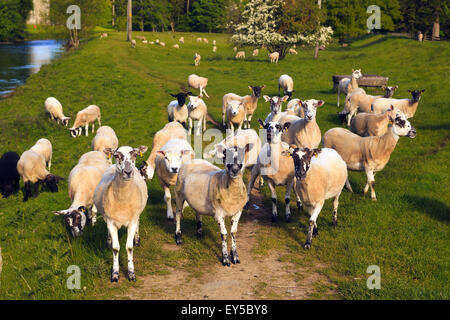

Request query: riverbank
[{"left": 0, "top": 31, "right": 448, "bottom": 299}]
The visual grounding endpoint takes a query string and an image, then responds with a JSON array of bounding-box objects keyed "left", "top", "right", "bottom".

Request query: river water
[{"left": 0, "top": 40, "right": 64, "bottom": 98}]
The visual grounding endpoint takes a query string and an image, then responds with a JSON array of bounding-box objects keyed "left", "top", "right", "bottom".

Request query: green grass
[{"left": 0, "top": 31, "right": 448, "bottom": 299}]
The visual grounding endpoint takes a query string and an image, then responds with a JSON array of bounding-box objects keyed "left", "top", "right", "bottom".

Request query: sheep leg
[
  {"left": 237, "top": 121, "right": 243, "bottom": 133},
  {"left": 196, "top": 213, "right": 203, "bottom": 239},
  {"left": 196, "top": 119, "right": 202, "bottom": 136},
  {"left": 85, "top": 124, "right": 89, "bottom": 136},
  {"left": 188, "top": 117, "right": 193, "bottom": 135},
  {"left": 133, "top": 224, "right": 140, "bottom": 247},
  {"left": 89, "top": 205, "right": 97, "bottom": 226},
  {"left": 23, "top": 181, "right": 31, "bottom": 202},
  {"left": 304, "top": 203, "right": 323, "bottom": 249},
  {"left": 267, "top": 180, "right": 278, "bottom": 222},
  {"left": 92, "top": 122, "right": 95, "bottom": 133},
  {"left": 367, "top": 169, "right": 377, "bottom": 201},
  {"left": 203, "top": 115, "right": 206, "bottom": 132},
  {"left": 345, "top": 178, "right": 353, "bottom": 193},
  {"left": 337, "top": 87, "right": 341, "bottom": 107},
  {"left": 126, "top": 221, "right": 138, "bottom": 281},
  {"left": 245, "top": 165, "right": 260, "bottom": 209},
  {"left": 293, "top": 179, "right": 302, "bottom": 210},
  {"left": 98, "top": 117, "right": 101, "bottom": 127},
  {"left": 163, "top": 185, "right": 174, "bottom": 220},
  {"left": 174, "top": 195, "right": 184, "bottom": 245},
  {"left": 285, "top": 179, "right": 294, "bottom": 222},
  {"left": 201, "top": 88, "right": 210, "bottom": 98},
  {"left": 332, "top": 192, "right": 341, "bottom": 227},
  {"left": 216, "top": 215, "right": 230, "bottom": 266},
  {"left": 227, "top": 122, "right": 234, "bottom": 136},
  {"left": 247, "top": 114, "right": 253, "bottom": 129},
  {"left": 230, "top": 211, "right": 242, "bottom": 264},
  {"left": 106, "top": 220, "right": 120, "bottom": 282},
  {"left": 48, "top": 157, "right": 52, "bottom": 171}
]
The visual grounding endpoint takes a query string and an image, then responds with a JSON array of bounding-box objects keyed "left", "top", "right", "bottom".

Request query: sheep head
[
  {"left": 105, "top": 146, "right": 148, "bottom": 181},
  {"left": 54, "top": 206, "right": 87, "bottom": 237}
]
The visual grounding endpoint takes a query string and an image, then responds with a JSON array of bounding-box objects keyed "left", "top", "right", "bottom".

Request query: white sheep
[
  {"left": 203, "top": 38, "right": 209, "bottom": 43},
  {"left": 342, "top": 85, "right": 398, "bottom": 126},
  {"left": 337, "top": 69, "right": 362, "bottom": 107},
  {"left": 222, "top": 85, "right": 265, "bottom": 129},
  {"left": 212, "top": 46, "right": 217, "bottom": 52},
  {"left": 212, "top": 40, "right": 216, "bottom": 45},
  {"left": 225, "top": 100, "right": 246, "bottom": 135},
  {"left": 282, "top": 147, "right": 347, "bottom": 248},
  {"left": 194, "top": 52, "right": 201, "bottom": 66},
  {"left": 187, "top": 74, "right": 209, "bottom": 98},
  {"left": 167, "top": 92, "right": 192, "bottom": 126},
  {"left": 44, "top": 97, "right": 70, "bottom": 126},
  {"left": 139, "top": 121, "right": 187, "bottom": 180},
  {"left": 289, "top": 48, "right": 298, "bottom": 55},
  {"left": 179, "top": 36, "right": 184, "bottom": 43},
  {"left": 263, "top": 95, "right": 289, "bottom": 123},
  {"left": 371, "top": 89, "right": 425, "bottom": 118},
  {"left": 172, "top": 44, "right": 179, "bottom": 49},
  {"left": 91, "top": 126, "right": 119, "bottom": 162},
  {"left": 94, "top": 146, "right": 148, "bottom": 282},
  {"left": 247, "top": 120, "right": 300, "bottom": 222},
  {"left": 269, "top": 52, "right": 279, "bottom": 63},
  {"left": 54, "top": 151, "right": 110, "bottom": 236},
  {"left": 278, "top": 74, "right": 294, "bottom": 100},
  {"left": 174, "top": 144, "right": 252, "bottom": 266},
  {"left": 285, "top": 98, "right": 304, "bottom": 117},
  {"left": 142, "top": 40, "right": 148, "bottom": 44},
  {"left": 196, "top": 37, "right": 202, "bottom": 42},
  {"left": 235, "top": 51, "right": 245, "bottom": 59},
  {"left": 17, "top": 144, "right": 63, "bottom": 201},
  {"left": 100, "top": 33, "right": 108, "bottom": 38},
  {"left": 281, "top": 99, "right": 324, "bottom": 149},
  {"left": 233, "top": 46, "right": 237, "bottom": 52},
  {"left": 69, "top": 105, "right": 101, "bottom": 138},
  {"left": 153, "top": 139, "right": 193, "bottom": 220},
  {"left": 350, "top": 105, "right": 397, "bottom": 137},
  {"left": 131, "top": 40, "right": 136, "bottom": 48},
  {"left": 187, "top": 95, "right": 207, "bottom": 136},
  {"left": 323, "top": 110, "right": 417, "bottom": 200},
  {"left": 30, "top": 138, "right": 52, "bottom": 170},
  {"left": 160, "top": 42, "right": 166, "bottom": 47},
  {"left": 252, "top": 49, "right": 259, "bottom": 56}
]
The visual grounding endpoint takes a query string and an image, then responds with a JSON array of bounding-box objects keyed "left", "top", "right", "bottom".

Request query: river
[{"left": 0, "top": 40, "right": 64, "bottom": 98}]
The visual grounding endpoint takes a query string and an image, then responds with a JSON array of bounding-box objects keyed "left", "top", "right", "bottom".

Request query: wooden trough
[{"left": 332, "top": 74, "right": 389, "bottom": 91}]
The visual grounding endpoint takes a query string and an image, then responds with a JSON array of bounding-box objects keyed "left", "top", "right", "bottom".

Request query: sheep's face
[
  {"left": 408, "top": 89, "right": 425, "bottom": 103},
  {"left": 352, "top": 69, "right": 362, "bottom": 79},
  {"left": 264, "top": 95, "right": 288, "bottom": 115},
  {"left": 217, "top": 144, "right": 252, "bottom": 179},
  {"left": 229, "top": 100, "right": 243, "bottom": 116},
  {"left": 55, "top": 207, "right": 87, "bottom": 237},
  {"left": 258, "top": 119, "right": 290, "bottom": 144},
  {"left": 43, "top": 174, "right": 63, "bottom": 192},
  {"left": 249, "top": 85, "right": 265, "bottom": 98},
  {"left": 390, "top": 112, "right": 416, "bottom": 138},
  {"left": 383, "top": 86, "right": 398, "bottom": 98},
  {"left": 107, "top": 146, "right": 148, "bottom": 181},
  {"left": 63, "top": 117, "right": 70, "bottom": 126},
  {"left": 157, "top": 149, "right": 192, "bottom": 174},
  {"left": 187, "top": 96, "right": 201, "bottom": 110},
  {"left": 69, "top": 128, "right": 79, "bottom": 138},
  {"left": 302, "top": 99, "right": 324, "bottom": 121},
  {"left": 171, "top": 92, "right": 192, "bottom": 107},
  {"left": 285, "top": 147, "right": 321, "bottom": 181},
  {"left": 138, "top": 161, "right": 154, "bottom": 181}
]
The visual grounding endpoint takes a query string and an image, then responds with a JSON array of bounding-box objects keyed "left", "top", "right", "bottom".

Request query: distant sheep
[
  {"left": 179, "top": 37, "right": 184, "bottom": 43},
  {"left": 69, "top": 105, "right": 101, "bottom": 138},
  {"left": 194, "top": 53, "right": 201, "bottom": 66},
  {"left": 172, "top": 44, "right": 179, "bottom": 49},
  {"left": 235, "top": 51, "right": 245, "bottom": 59},
  {"left": 278, "top": 74, "right": 294, "bottom": 100},
  {"left": 167, "top": 92, "right": 192, "bottom": 126},
  {"left": 100, "top": 33, "right": 108, "bottom": 39},
  {"left": 212, "top": 46, "right": 217, "bottom": 52},
  {"left": 289, "top": 48, "right": 298, "bottom": 55},
  {"left": 91, "top": 126, "right": 119, "bottom": 162},
  {"left": 203, "top": 38, "right": 208, "bottom": 43},
  {"left": 160, "top": 42, "right": 166, "bottom": 47},
  {"left": 371, "top": 89, "right": 425, "bottom": 119},
  {"left": 233, "top": 46, "right": 237, "bottom": 52},
  {"left": 44, "top": 97, "right": 70, "bottom": 126},
  {"left": 187, "top": 74, "right": 209, "bottom": 98},
  {"left": 196, "top": 37, "right": 202, "bottom": 42},
  {"left": 252, "top": 49, "right": 259, "bottom": 56},
  {"left": 187, "top": 95, "right": 207, "bottom": 136},
  {"left": 269, "top": 52, "right": 279, "bottom": 63},
  {"left": 131, "top": 40, "right": 136, "bottom": 48}
]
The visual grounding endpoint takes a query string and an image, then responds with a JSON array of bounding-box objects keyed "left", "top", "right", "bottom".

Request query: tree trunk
[
  {"left": 314, "top": 0, "right": 322, "bottom": 59},
  {"left": 170, "top": 21, "right": 175, "bottom": 32},
  {"left": 112, "top": 0, "right": 115, "bottom": 26},
  {"left": 432, "top": 15, "right": 440, "bottom": 40},
  {"left": 186, "top": 0, "right": 190, "bottom": 16},
  {"left": 127, "top": 0, "right": 132, "bottom": 41}
]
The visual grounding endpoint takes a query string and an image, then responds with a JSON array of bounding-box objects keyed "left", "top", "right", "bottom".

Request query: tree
[
  {"left": 231, "top": 0, "right": 323, "bottom": 59},
  {"left": 190, "top": 0, "right": 226, "bottom": 32},
  {"left": 0, "top": 0, "right": 33, "bottom": 42}
]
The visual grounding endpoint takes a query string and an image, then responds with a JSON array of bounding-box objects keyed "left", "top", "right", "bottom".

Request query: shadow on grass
[{"left": 403, "top": 195, "right": 450, "bottom": 223}]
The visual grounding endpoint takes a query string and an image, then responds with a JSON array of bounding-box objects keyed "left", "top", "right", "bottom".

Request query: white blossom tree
[{"left": 230, "top": 0, "right": 326, "bottom": 59}]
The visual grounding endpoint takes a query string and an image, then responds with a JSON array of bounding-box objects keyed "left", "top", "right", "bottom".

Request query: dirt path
[{"left": 121, "top": 187, "right": 336, "bottom": 300}]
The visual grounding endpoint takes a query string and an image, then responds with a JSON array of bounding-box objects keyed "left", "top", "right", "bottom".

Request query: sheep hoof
[
  {"left": 175, "top": 233, "right": 182, "bottom": 245},
  {"left": 128, "top": 271, "right": 136, "bottom": 282},
  {"left": 332, "top": 220, "right": 338, "bottom": 228},
  {"left": 221, "top": 254, "right": 231, "bottom": 266},
  {"left": 133, "top": 237, "right": 141, "bottom": 247},
  {"left": 303, "top": 242, "right": 311, "bottom": 250},
  {"left": 111, "top": 271, "right": 120, "bottom": 282},
  {"left": 230, "top": 250, "right": 240, "bottom": 264},
  {"left": 297, "top": 201, "right": 302, "bottom": 210},
  {"left": 271, "top": 215, "right": 278, "bottom": 223},
  {"left": 313, "top": 227, "right": 319, "bottom": 237},
  {"left": 167, "top": 216, "right": 174, "bottom": 222}
]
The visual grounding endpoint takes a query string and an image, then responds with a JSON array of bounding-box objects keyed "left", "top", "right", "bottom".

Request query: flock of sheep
[{"left": 0, "top": 35, "right": 425, "bottom": 283}]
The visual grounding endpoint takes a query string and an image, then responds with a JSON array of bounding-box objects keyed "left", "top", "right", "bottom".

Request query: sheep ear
[
  {"left": 104, "top": 148, "right": 114, "bottom": 159},
  {"left": 170, "top": 93, "right": 177, "bottom": 98},
  {"left": 313, "top": 148, "right": 321, "bottom": 157},
  {"left": 263, "top": 95, "right": 271, "bottom": 102},
  {"left": 407, "top": 90, "right": 412, "bottom": 93},
  {"left": 261, "top": 85, "right": 266, "bottom": 89},
  {"left": 258, "top": 119, "right": 265, "bottom": 128},
  {"left": 78, "top": 206, "right": 86, "bottom": 213},
  {"left": 157, "top": 150, "right": 165, "bottom": 157},
  {"left": 136, "top": 146, "right": 148, "bottom": 156},
  {"left": 244, "top": 143, "right": 253, "bottom": 153},
  {"left": 283, "top": 122, "right": 291, "bottom": 132},
  {"left": 186, "top": 91, "right": 192, "bottom": 96},
  {"left": 248, "top": 86, "right": 253, "bottom": 91},
  {"left": 394, "top": 85, "right": 398, "bottom": 89},
  {"left": 54, "top": 210, "right": 69, "bottom": 216},
  {"left": 381, "top": 85, "right": 386, "bottom": 90},
  {"left": 316, "top": 100, "right": 325, "bottom": 107},
  {"left": 421, "top": 89, "right": 425, "bottom": 93},
  {"left": 281, "top": 150, "right": 291, "bottom": 157},
  {"left": 282, "top": 95, "right": 289, "bottom": 102},
  {"left": 390, "top": 105, "right": 394, "bottom": 111}
]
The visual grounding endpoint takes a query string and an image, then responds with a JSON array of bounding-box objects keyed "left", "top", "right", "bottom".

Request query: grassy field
[{"left": 0, "top": 31, "right": 448, "bottom": 299}]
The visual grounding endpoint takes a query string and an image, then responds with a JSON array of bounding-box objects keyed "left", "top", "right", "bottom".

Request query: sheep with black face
[{"left": 167, "top": 91, "right": 192, "bottom": 127}]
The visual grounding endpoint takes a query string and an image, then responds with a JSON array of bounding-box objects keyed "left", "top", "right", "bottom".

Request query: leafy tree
[
  {"left": 190, "top": 0, "right": 226, "bottom": 32},
  {"left": 231, "top": 0, "right": 323, "bottom": 59},
  {"left": 0, "top": 0, "right": 33, "bottom": 41}
]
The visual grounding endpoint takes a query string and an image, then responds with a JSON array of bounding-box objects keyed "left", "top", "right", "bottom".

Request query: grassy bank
[{"left": 0, "top": 31, "right": 448, "bottom": 299}]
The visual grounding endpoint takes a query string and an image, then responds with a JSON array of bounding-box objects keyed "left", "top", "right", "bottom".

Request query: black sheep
[{"left": 0, "top": 152, "right": 20, "bottom": 197}]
